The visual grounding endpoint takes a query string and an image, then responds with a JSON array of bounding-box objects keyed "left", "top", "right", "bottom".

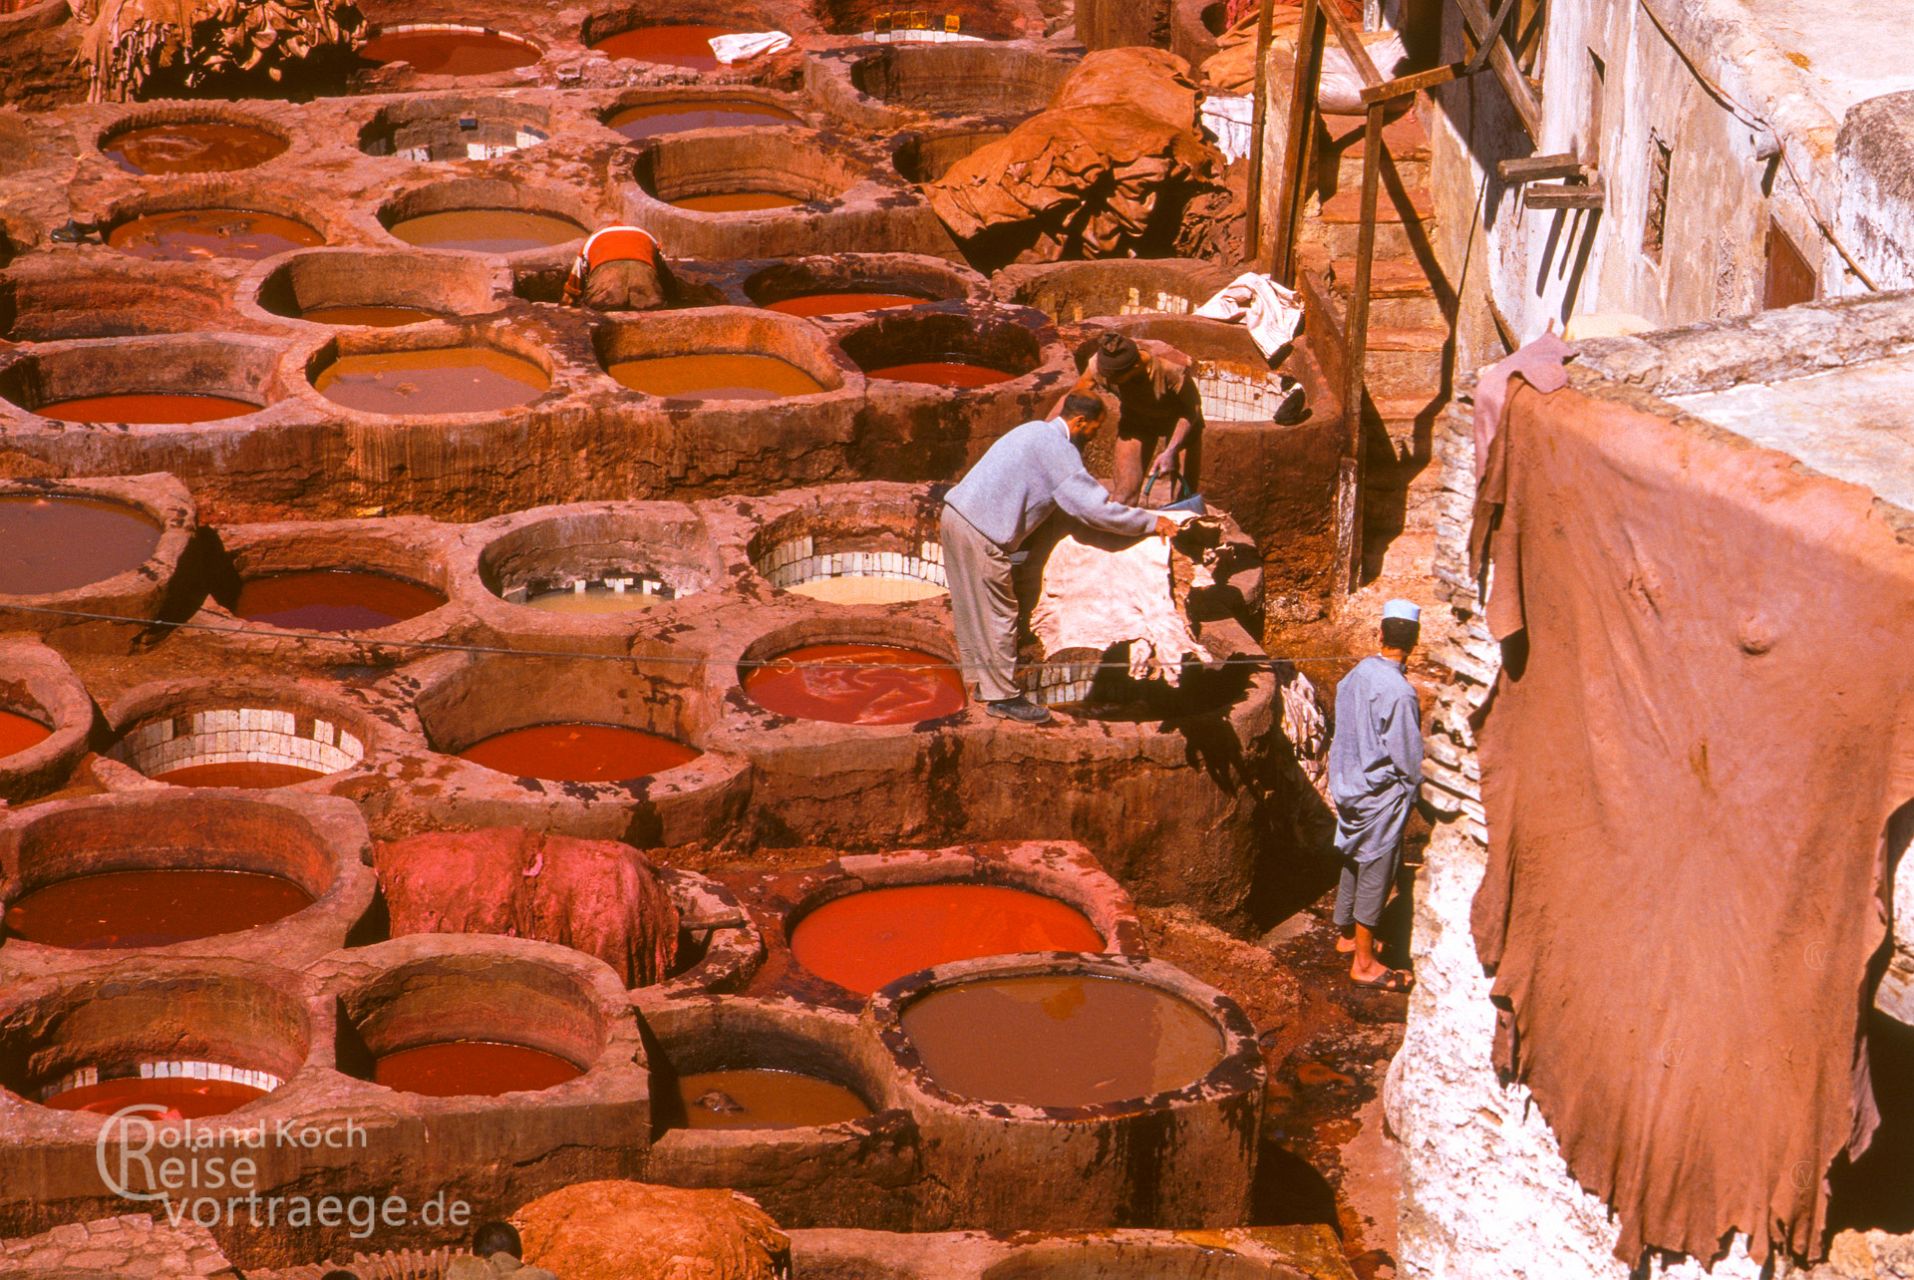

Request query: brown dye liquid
[
  {"left": 591, "top": 24, "right": 737, "bottom": 70},
  {"left": 43, "top": 1075, "right": 269, "bottom": 1119},
  {"left": 313, "top": 348, "right": 550, "bottom": 415},
  {"left": 35, "top": 393, "right": 260, "bottom": 424},
  {"left": 107, "top": 209, "right": 323, "bottom": 262},
  {"left": 791, "top": 884, "right": 1104, "bottom": 995},
  {"left": 864, "top": 360, "right": 1016, "bottom": 387},
  {"left": 103, "top": 121, "right": 288, "bottom": 175},
  {"left": 901, "top": 975, "right": 1225, "bottom": 1108},
  {"left": 0, "top": 495, "right": 161, "bottom": 596},
  {"left": 300, "top": 304, "right": 443, "bottom": 327},
  {"left": 0, "top": 709, "right": 51, "bottom": 758},
  {"left": 4, "top": 868, "right": 314, "bottom": 950},
  {"left": 785, "top": 576, "right": 945, "bottom": 605},
  {"left": 669, "top": 1069, "right": 873, "bottom": 1130},
  {"left": 764, "top": 292, "right": 928, "bottom": 317},
  {"left": 152, "top": 761, "right": 328, "bottom": 789},
  {"left": 607, "top": 353, "right": 824, "bottom": 400},
  {"left": 523, "top": 585, "right": 662, "bottom": 615},
  {"left": 743, "top": 643, "right": 966, "bottom": 725},
  {"left": 457, "top": 723, "right": 699, "bottom": 783},
  {"left": 372, "top": 1041, "right": 581, "bottom": 1097},
  {"left": 385, "top": 209, "right": 584, "bottom": 254},
  {"left": 357, "top": 29, "right": 541, "bottom": 76},
  {"left": 670, "top": 192, "right": 805, "bottom": 212},
  {"left": 606, "top": 100, "right": 799, "bottom": 140},
  {"left": 234, "top": 570, "right": 445, "bottom": 632}
]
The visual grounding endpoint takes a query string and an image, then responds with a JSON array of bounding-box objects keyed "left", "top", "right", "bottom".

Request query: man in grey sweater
[{"left": 941, "top": 393, "right": 1177, "bottom": 724}]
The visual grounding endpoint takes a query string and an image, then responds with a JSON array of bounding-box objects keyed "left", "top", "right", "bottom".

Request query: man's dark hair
[
  {"left": 1381, "top": 617, "right": 1420, "bottom": 652},
  {"left": 472, "top": 1221, "right": 523, "bottom": 1260},
  {"left": 319, "top": 1272, "right": 361, "bottom": 1280},
  {"left": 1061, "top": 392, "right": 1105, "bottom": 422}
]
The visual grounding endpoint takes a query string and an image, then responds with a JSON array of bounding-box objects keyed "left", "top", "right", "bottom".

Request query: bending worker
[
  {"left": 1071, "top": 330, "right": 1205, "bottom": 504},
  {"left": 561, "top": 225, "right": 671, "bottom": 311},
  {"left": 1328, "top": 599, "right": 1425, "bottom": 991},
  {"left": 942, "top": 393, "right": 1177, "bottom": 725}
]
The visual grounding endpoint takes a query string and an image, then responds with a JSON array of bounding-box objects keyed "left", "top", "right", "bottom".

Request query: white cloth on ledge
[
  {"left": 708, "top": 31, "right": 792, "bottom": 63},
  {"left": 1199, "top": 94, "right": 1255, "bottom": 163},
  {"left": 1195, "top": 271, "right": 1304, "bottom": 359}
]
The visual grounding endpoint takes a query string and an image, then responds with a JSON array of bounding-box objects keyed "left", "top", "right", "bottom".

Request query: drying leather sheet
[
  {"left": 1027, "top": 517, "right": 1211, "bottom": 686},
  {"left": 1470, "top": 383, "right": 1914, "bottom": 1264}
]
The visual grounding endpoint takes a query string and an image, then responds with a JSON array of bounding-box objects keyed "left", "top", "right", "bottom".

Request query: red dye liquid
[
  {"left": 35, "top": 393, "right": 260, "bottom": 424},
  {"left": 743, "top": 643, "right": 966, "bottom": 725},
  {"left": 591, "top": 24, "right": 737, "bottom": 71},
  {"left": 4, "top": 868, "right": 313, "bottom": 949},
  {"left": 457, "top": 723, "right": 699, "bottom": 782},
  {"left": 0, "top": 708, "right": 51, "bottom": 758},
  {"left": 791, "top": 883, "right": 1104, "bottom": 995},
  {"left": 103, "top": 121, "right": 288, "bottom": 175},
  {"left": 0, "top": 495, "right": 161, "bottom": 595},
  {"left": 107, "top": 209, "right": 323, "bottom": 262},
  {"left": 763, "top": 292, "right": 928, "bottom": 317},
  {"left": 151, "top": 762, "right": 327, "bottom": 788},
  {"left": 372, "top": 1041, "right": 582, "bottom": 1097},
  {"left": 43, "top": 1075, "right": 270, "bottom": 1119},
  {"left": 234, "top": 570, "right": 445, "bottom": 632},
  {"left": 864, "top": 361, "right": 1016, "bottom": 387},
  {"left": 606, "top": 100, "right": 799, "bottom": 140},
  {"left": 357, "top": 29, "right": 542, "bottom": 76}
]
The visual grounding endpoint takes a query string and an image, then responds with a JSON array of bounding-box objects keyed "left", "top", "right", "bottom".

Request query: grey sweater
[{"left": 944, "top": 418, "right": 1157, "bottom": 550}]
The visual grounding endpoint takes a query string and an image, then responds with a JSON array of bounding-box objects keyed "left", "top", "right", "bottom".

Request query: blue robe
[{"left": 1328, "top": 655, "right": 1424, "bottom": 864}]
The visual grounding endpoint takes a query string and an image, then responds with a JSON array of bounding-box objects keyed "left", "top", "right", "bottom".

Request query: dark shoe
[{"left": 985, "top": 696, "right": 1051, "bottom": 724}]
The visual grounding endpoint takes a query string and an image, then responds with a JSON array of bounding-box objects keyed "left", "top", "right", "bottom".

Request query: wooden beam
[
  {"left": 1243, "top": 0, "right": 1278, "bottom": 258},
  {"left": 1361, "top": 60, "right": 1464, "bottom": 104},
  {"left": 1464, "top": 0, "right": 1518, "bottom": 76},
  {"left": 1497, "top": 152, "right": 1584, "bottom": 182},
  {"left": 1341, "top": 99, "right": 1387, "bottom": 595},
  {"left": 1523, "top": 180, "right": 1605, "bottom": 210},
  {"left": 1320, "top": 1, "right": 1382, "bottom": 87},
  {"left": 1269, "top": 0, "right": 1324, "bottom": 284},
  {"left": 1453, "top": 0, "right": 1543, "bottom": 140}
]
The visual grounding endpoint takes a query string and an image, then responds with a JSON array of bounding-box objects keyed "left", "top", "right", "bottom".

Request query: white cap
[{"left": 1382, "top": 599, "right": 1421, "bottom": 623}]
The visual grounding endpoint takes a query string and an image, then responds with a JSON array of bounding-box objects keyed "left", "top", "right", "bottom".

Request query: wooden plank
[
  {"left": 1320, "top": 1, "right": 1382, "bottom": 87},
  {"left": 1523, "top": 180, "right": 1605, "bottom": 209},
  {"left": 1496, "top": 152, "right": 1583, "bottom": 181},
  {"left": 1360, "top": 61, "right": 1463, "bottom": 104},
  {"left": 1269, "top": 0, "right": 1324, "bottom": 284},
  {"left": 1464, "top": 0, "right": 1518, "bottom": 76},
  {"left": 1340, "top": 100, "right": 1386, "bottom": 596},
  {"left": 1243, "top": 0, "right": 1279, "bottom": 255},
  {"left": 1453, "top": 0, "right": 1543, "bottom": 140},
  {"left": 1298, "top": 267, "right": 1347, "bottom": 396}
]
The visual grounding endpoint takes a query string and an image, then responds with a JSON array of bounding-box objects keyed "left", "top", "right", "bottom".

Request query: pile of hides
[
  {"left": 75, "top": 0, "right": 360, "bottom": 100},
  {"left": 1026, "top": 515, "right": 1217, "bottom": 687},
  {"left": 926, "top": 48, "right": 1226, "bottom": 262},
  {"left": 514, "top": 1181, "right": 789, "bottom": 1280},
  {"left": 375, "top": 828, "right": 681, "bottom": 987}
]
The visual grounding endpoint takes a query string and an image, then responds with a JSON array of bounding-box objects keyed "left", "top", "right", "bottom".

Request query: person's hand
[
  {"left": 1153, "top": 515, "right": 1179, "bottom": 538},
  {"left": 1146, "top": 452, "right": 1179, "bottom": 483}
]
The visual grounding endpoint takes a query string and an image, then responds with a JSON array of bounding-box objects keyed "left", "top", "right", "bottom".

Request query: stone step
[
  {"left": 1300, "top": 214, "right": 1428, "bottom": 261},
  {"left": 1323, "top": 111, "right": 1433, "bottom": 192},
  {"left": 1316, "top": 182, "right": 1436, "bottom": 226},
  {"left": 1360, "top": 339, "right": 1448, "bottom": 401}
]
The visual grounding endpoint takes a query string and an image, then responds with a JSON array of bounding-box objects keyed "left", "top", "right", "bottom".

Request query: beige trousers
[{"left": 940, "top": 504, "right": 1021, "bottom": 702}]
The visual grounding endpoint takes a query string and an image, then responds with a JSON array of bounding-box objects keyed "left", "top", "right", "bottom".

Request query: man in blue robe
[{"left": 1328, "top": 598, "right": 1424, "bottom": 989}]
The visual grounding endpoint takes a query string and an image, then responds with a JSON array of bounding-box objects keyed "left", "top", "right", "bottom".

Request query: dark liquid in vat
[
  {"left": 103, "top": 121, "right": 288, "bottom": 175},
  {"left": 743, "top": 643, "right": 966, "bottom": 725},
  {"left": 4, "top": 868, "right": 314, "bottom": 949},
  {"left": 372, "top": 1041, "right": 582, "bottom": 1097},
  {"left": 901, "top": 975, "right": 1224, "bottom": 1107},
  {"left": 792, "top": 884, "right": 1104, "bottom": 995},
  {"left": 591, "top": 24, "right": 737, "bottom": 71},
  {"left": 107, "top": 209, "right": 323, "bottom": 261},
  {"left": 606, "top": 99, "right": 798, "bottom": 140},
  {"left": 0, "top": 709, "right": 51, "bottom": 758},
  {"left": 300, "top": 304, "right": 443, "bottom": 327},
  {"left": 668, "top": 1069, "right": 873, "bottom": 1130},
  {"left": 313, "top": 348, "right": 550, "bottom": 415},
  {"left": 763, "top": 292, "right": 927, "bottom": 316},
  {"left": 151, "top": 762, "right": 328, "bottom": 788},
  {"left": 607, "top": 353, "right": 825, "bottom": 400},
  {"left": 43, "top": 1075, "right": 269, "bottom": 1119},
  {"left": 864, "top": 360, "right": 1016, "bottom": 387},
  {"left": 357, "top": 29, "right": 541, "bottom": 76},
  {"left": 670, "top": 192, "right": 805, "bottom": 212},
  {"left": 457, "top": 723, "right": 699, "bottom": 782},
  {"left": 35, "top": 393, "right": 259, "bottom": 424},
  {"left": 384, "top": 209, "right": 584, "bottom": 254},
  {"left": 234, "top": 570, "right": 445, "bottom": 632},
  {"left": 0, "top": 495, "right": 161, "bottom": 595}
]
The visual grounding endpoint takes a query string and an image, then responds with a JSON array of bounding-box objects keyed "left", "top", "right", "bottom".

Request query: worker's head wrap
[
  {"left": 1094, "top": 331, "right": 1141, "bottom": 376},
  {"left": 1382, "top": 599, "right": 1421, "bottom": 622}
]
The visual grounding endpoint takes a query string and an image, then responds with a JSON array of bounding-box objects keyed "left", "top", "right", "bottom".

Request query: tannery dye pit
[
  {"left": 670, "top": 192, "right": 807, "bottom": 212},
  {"left": 100, "top": 121, "right": 289, "bottom": 175},
  {"left": 370, "top": 1041, "right": 583, "bottom": 1097},
  {"left": 2, "top": 869, "right": 314, "bottom": 949},
  {"left": 356, "top": 27, "right": 543, "bottom": 76},
  {"left": 667, "top": 1069, "right": 873, "bottom": 1130},
  {"left": 863, "top": 360, "right": 1017, "bottom": 387},
  {"left": 743, "top": 643, "right": 967, "bottom": 724},
  {"left": 0, "top": 710, "right": 51, "bottom": 759},
  {"left": 763, "top": 292, "right": 930, "bottom": 316},
  {"left": 455, "top": 723, "right": 699, "bottom": 781},
  {"left": 606, "top": 99, "right": 801, "bottom": 140},
  {"left": 590, "top": 25, "right": 739, "bottom": 71},
  {"left": 383, "top": 209, "right": 584, "bottom": 253},
  {"left": 106, "top": 210, "right": 324, "bottom": 261},
  {"left": 0, "top": 495, "right": 160, "bottom": 595},
  {"left": 151, "top": 762, "right": 328, "bottom": 788},
  {"left": 313, "top": 348, "right": 551, "bottom": 414},
  {"left": 298, "top": 305, "right": 443, "bottom": 327},
  {"left": 607, "top": 353, "right": 825, "bottom": 399},
  {"left": 232, "top": 570, "right": 446, "bottom": 632},
  {"left": 32, "top": 394, "right": 260, "bottom": 424},
  {"left": 39, "top": 1073, "right": 272, "bottom": 1120}
]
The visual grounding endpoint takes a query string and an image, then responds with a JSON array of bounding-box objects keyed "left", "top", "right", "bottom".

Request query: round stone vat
[
  {"left": 0, "top": 640, "right": 94, "bottom": 805},
  {"left": 748, "top": 488, "right": 948, "bottom": 605},
  {"left": 0, "top": 790, "right": 373, "bottom": 970},
  {"left": 992, "top": 258, "right": 1235, "bottom": 328},
  {"left": 595, "top": 309, "right": 848, "bottom": 402},
  {"left": 744, "top": 253, "right": 980, "bottom": 318},
  {"left": 0, "top": 266, "right": 233, "bottom": 341},
  {"left": 848, "top": 44, "right": 1069, "bottom": 116},
  {"left": 98, "top": 108, "right": 289, "bottom": 175},
  {"left": 106, "top": 687, "right": 374, "bottom": 790},
  {"left": 589, "top": 21, "right": 743, "bottom": 70},
  {"left": 583, "top": 0, "right": 809, "bottom": 69},
  {"left": 106, "top": 206, "right": 324, "bottom": 262},
  {"left": 379, "top": 179, "right": 592, "bottom": 256},
  {"left": 839, "top": 307, "right": 1041, "bottom": 387},
  {"left": 982, "top": 1238, "right": 1305, "bottom": 1280},
  {"left": 252, "top": 248, "right": 504, "bottom": 329},
  {"left": 871, "top": 953, "right": 1265, "bottom": 1229},
  {"left": 0, "top": 334, "right": 280, "bottom": 424},
  {"left": 640, "top": 998, "right": 916, "bottom": 1229},
  {"left": 645, "top": 868, "right": 766, "bottom": 1000},
  {"left": 307, "top": 328, "right": 553, "bottom": 417},
  {"left": 359, "top": 97, "right": 551, "bottom": 162},
  {"left": 355, "top": 24, "right": 543, "bottom": 77},
  {"left": 474, "top": 503, "right": 721, "bottom": 619},
  {"left": 891, "top": 126, "right": 1010, "bottom": 184},
  {"left": 738, "top": 625, "right": 966, "bottom": 726},
  {"left": 331, "top": 941, "right": 622, "bottom": 1100},
  {"left": 0, "top": 962, "right": 313, "bottom": 1123},
  {"left": 821, "top": 0, "right": 1025, "bottom": 40},
  {"left": 632, "top": 130, "right": 861, "bottom": 214},
  {"left": 602, "top": 89, "right": 803, "bottom": 142},
  {"left": 212, "top": 519, "right": 454, "bottom": 639}
]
